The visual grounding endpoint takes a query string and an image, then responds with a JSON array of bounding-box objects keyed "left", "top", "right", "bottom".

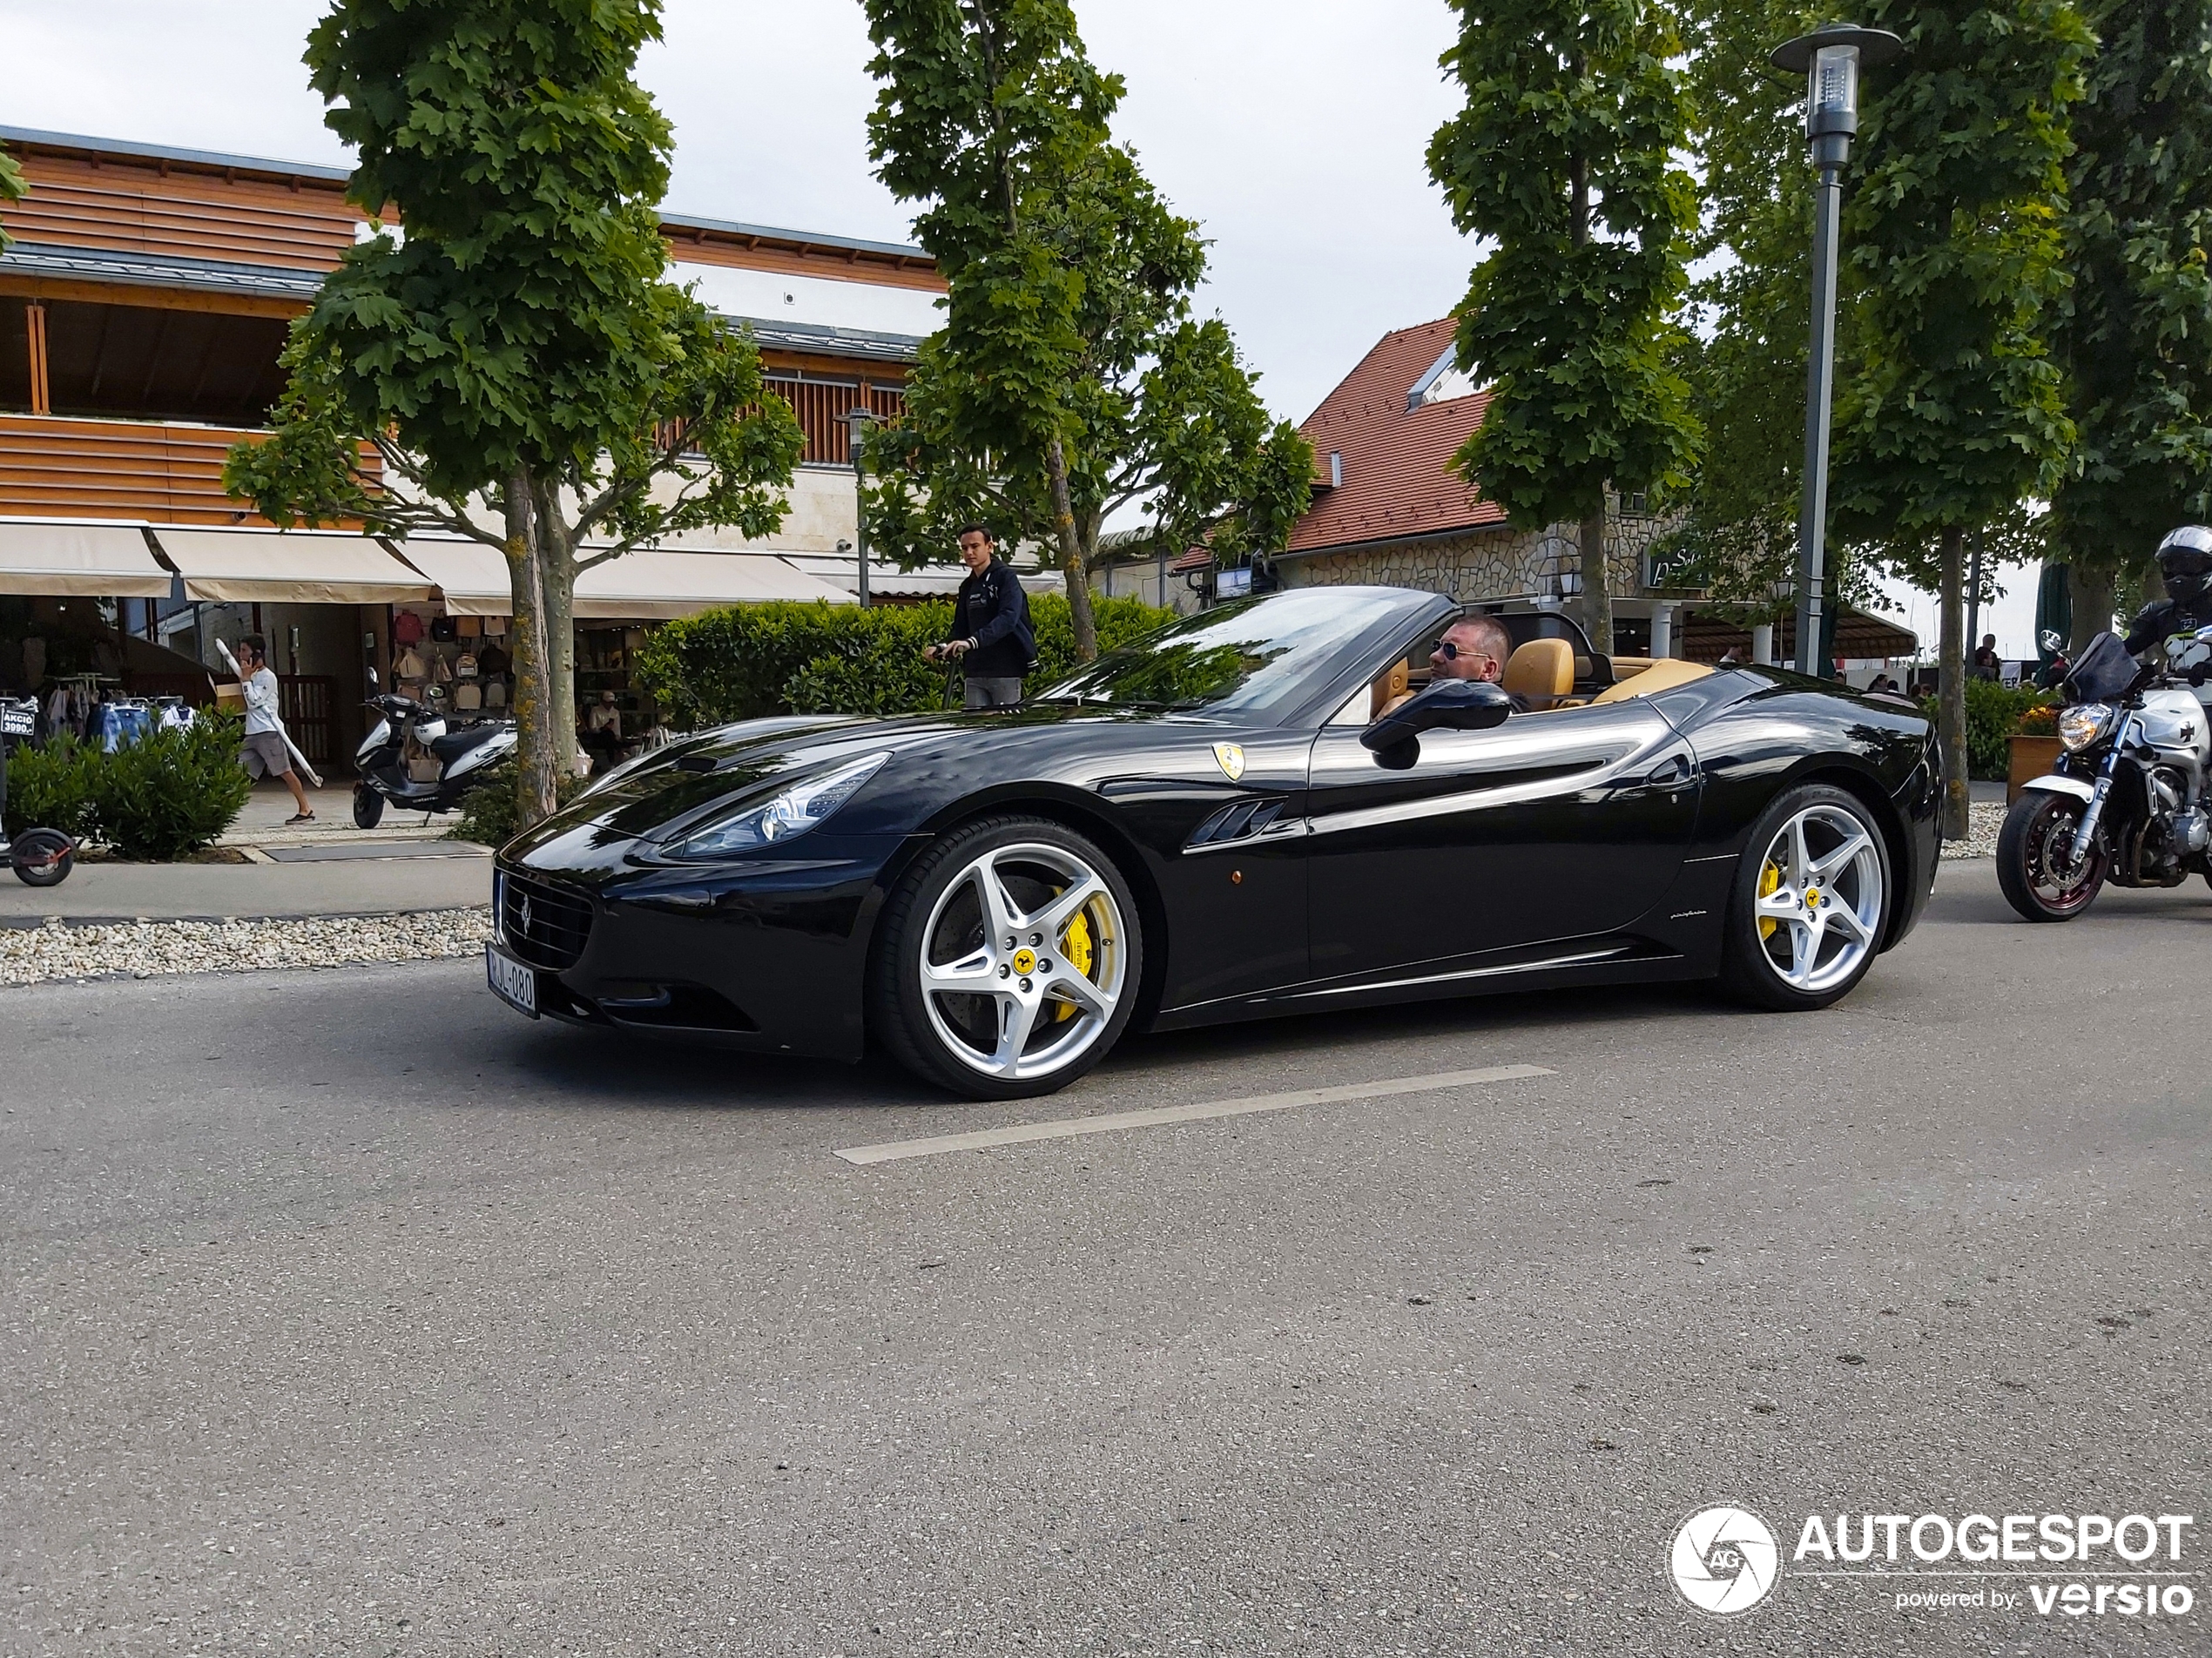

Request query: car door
[{"left": 1303, "top": 696, "right": 1700, "bottom": 984}]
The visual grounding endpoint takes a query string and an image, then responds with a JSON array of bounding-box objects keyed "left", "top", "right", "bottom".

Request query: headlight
[
  {"left": 2058, "top": 704, "right": 2116, "bottom": 752},
  {"left": 667, "top": 751, "right": 890, "bottom": 858}
]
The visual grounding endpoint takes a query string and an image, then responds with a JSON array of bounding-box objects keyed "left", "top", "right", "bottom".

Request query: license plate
[{"left": 485, "top": 940, "right": 539, "bottom": 1018}]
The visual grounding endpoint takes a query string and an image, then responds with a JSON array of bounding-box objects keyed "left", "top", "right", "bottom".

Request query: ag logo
[
  {"left": 1669, "top": 1506, "right": 1779, "bottom": 1616},
  {"left": 1212, "top": 743, "right": 1245, "bottom": 781}
]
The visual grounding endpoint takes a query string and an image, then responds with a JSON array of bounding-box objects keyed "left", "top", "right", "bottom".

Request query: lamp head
[{"left": 1772, "top": 24, "right": 1904, "bottom": 165}]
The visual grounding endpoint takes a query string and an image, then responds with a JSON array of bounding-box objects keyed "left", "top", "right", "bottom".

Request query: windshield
[{"left": 1038, "top": 589, "right": 1409, "bottom": 718}]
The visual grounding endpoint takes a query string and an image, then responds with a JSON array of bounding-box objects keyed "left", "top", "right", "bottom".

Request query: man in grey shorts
[
  {"left": 924, "top": 524, "right": 1035, "bottom": 708},
  {"left": 236, "top": 634, "right": 314, "bottom": 824}
]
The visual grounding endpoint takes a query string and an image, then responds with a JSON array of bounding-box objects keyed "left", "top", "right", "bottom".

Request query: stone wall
[{"left": 1278, "top": 502, "right": 1675, "bottom": 609}]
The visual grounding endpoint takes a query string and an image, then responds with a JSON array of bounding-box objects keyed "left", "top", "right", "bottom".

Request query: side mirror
[
  {"left": 366, "top": 666, "right": 380, "bottom": 690},
  {"left": 1360, "top": 677, "right": 1514, "bottom": 752},
  {"left": 2039, "top": 628, "right": 2066, "bottom": 656}
]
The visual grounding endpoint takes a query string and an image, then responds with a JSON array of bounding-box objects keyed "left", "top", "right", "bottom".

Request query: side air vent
[{"left": 1187, "top": 797, "right": 1286, "bottom": 849}]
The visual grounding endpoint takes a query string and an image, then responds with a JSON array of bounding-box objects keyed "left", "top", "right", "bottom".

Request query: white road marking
[{"left": 833, "top": 1063, "right": 1554, "bottom": 1165}]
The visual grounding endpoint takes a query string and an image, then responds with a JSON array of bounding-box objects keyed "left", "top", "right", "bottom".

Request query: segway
[{"left": 0, "top": 697, "right": 74, "bottom": 887}]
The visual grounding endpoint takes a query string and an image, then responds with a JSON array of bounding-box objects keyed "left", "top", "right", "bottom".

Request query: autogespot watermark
[{"left": 1668, "top": 1505, "right": 2197, "bottom": 1622}]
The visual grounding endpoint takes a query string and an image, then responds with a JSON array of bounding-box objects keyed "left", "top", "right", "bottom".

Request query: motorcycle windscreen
[{"left": 2067, "top": 631, "right": 2141, "bottom": 702}]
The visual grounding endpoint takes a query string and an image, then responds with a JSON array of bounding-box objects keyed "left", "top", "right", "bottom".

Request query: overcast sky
[
  {"left": 0, "top": 0, "right": 2032, "bottom": 653},
  {"left": 0, "top": 0, "right": 1469, "bottom": 428}
]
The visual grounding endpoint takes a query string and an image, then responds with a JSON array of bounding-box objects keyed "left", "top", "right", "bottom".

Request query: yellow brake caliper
[
  {"left": 1757, "top": 859, "right": 1783, "bottom": 940},
  {"left": 1056, "top": 909, "right": 1094, "bottom": 1021}
]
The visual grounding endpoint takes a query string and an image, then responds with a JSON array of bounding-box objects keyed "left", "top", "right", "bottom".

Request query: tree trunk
[
  {"left": 534, "top": 475, "right": 580, "bottom": 779},
  {"left": 2067, "top": 562, "right": 2120, "bottom": 654},
  {"left": 1938, "top": 524, "right": 1970, "bottom": 842},
  {"left": 504, "top": 467, "right": 561, "bottom": 828},
  {"left": 1579, "top": 503, "right": 1612, "bottom": 656},
  {"left": 1046, "top": 436, "right": 1097, "bottom": 660}
]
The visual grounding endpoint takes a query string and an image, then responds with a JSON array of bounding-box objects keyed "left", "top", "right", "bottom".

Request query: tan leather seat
[
  {"left": 1370, "top": 658, "right": 1412, "bottom": 720},
  {"left": 1590, "top": 657, "right": 1716, "bottom": 704},
  {"left": 1502, "top": 638, "right": 1575, "bottom": 711}
]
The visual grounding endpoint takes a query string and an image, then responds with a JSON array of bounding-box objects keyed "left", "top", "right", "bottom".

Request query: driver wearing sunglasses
[{"left": 1430, "top": 614, "right": 1528, "bottom": 711}]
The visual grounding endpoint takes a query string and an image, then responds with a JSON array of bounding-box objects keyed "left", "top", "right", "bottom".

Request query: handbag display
[
  {"left": 454, "top": 682, "right": 482, "bottom": 711},
  {"left": 430, "top": 615, "right": 459, "bottom": 643},
  {"left": 393, "top": 610, "right": 426, "bottom": 647}
]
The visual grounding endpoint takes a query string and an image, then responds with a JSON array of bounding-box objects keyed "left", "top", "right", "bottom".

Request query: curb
[{"left": 2, "top": 906, "right": 491, "bottom": 931}]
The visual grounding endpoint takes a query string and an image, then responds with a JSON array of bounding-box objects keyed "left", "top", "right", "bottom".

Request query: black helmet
[{"left": 2156, "top": 525, "right": 2212, "bottom": 607}]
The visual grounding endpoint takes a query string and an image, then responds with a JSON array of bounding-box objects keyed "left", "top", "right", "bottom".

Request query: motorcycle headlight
[
  {"left": 2058, "top": 704, "right": 2116, "bottom": 752},
  {"left": 666, "top": 751, "right": 890, "bottom": 859}
]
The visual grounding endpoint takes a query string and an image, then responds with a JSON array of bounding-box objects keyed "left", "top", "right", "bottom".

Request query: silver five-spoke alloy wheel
[
  {"left": 1750, "top": 802, "right": 1885, "bottom": 994},
  {"left": 917, "top": 841, "right": 1128, "bottom": 1082}
]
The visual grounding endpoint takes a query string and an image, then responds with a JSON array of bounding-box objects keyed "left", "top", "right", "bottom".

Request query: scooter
[
  {"left": 0, "top": 696, "right": 75, "bottom": 886},
  {"left": 351, "top": 671, "right": 516, "bottom": 829}
]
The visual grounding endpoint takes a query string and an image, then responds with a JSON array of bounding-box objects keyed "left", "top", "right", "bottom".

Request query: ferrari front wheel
[
  {"left": 872, "top": 815, "right": 1142, "bottom": 1100},
  {"left": 1719, "top": 785, "right": 1892, "bottom": 1012}
]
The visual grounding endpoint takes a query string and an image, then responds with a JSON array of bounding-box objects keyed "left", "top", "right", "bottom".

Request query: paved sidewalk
[
  {"left": 219, "top": 784, "right": 469, "bottom": 852},
  {"left": 0, "top": 841, "right": 492, "bottom": 926}
]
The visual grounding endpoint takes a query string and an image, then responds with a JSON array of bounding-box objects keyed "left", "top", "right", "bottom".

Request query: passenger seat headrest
[{"left": 1502, "top": 638, "right": 1575, "bottom": 708}]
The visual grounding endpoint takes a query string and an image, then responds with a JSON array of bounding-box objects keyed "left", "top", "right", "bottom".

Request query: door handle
[{"left": 1643, "top": 755, "right": 1695, "bottom": 791}]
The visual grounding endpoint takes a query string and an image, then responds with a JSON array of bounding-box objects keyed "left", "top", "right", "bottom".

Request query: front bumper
[{"left": 491, "top": 833, "right": 912, "bottom": 1062}]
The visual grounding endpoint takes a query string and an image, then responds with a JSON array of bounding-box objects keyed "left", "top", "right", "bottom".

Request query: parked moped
[{"left": 0, "top": 697, "right": 75, "bottom": 886}]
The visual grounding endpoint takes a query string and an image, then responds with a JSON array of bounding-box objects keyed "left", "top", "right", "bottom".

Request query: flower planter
[{"left": 2006, "top": 735, "right": 2064, "bottom": 805}]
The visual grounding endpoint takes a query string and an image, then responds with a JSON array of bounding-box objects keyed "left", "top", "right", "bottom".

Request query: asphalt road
[{"left": 5, "top": 859, "right": 2207, "bottom": 1657}]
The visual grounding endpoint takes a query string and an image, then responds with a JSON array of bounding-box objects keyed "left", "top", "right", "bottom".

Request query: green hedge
[
  {"left": 3, "top": 715, "right": 253, "bottom": 859},
  {"left": 636, "top": 590, "right": 1177, "bottom": 727},
  {"left": 1920, "top": 680, "right": 2054, "bottom": 780}
]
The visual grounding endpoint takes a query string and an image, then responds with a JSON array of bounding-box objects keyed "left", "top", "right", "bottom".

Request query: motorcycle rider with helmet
[{"left": 2122, "top": 526, "right": 2212, "bottom": 660}]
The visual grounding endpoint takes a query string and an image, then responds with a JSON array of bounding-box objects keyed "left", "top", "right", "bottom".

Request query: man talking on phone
[{"left": 924, "top": 523, "right": 1035, "bottom": 709}]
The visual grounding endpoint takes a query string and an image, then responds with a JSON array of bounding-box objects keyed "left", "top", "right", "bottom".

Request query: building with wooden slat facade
[{"left": 0, "top": 127, "right": 960, "bottom": 769}]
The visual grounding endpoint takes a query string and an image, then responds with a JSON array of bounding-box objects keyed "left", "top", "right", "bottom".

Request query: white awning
[
  {"left": 574, "top": 549, "right": 854, "bottom": 619},
  {"left": 388, "top": 535, "right": 512, "bottom": 616},
  {"left": 0, "top": 517, "right": 172, "bottom": 597},
  {"left": 388, "top": 539, "right": 853, "bottom": 618},
  {"left": 152, "top": 527, "right": 434, "bottom": 605}
]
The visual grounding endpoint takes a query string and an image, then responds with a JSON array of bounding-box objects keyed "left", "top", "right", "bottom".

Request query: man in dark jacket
[{"left": 926, "top": 524, "right": 1035, "bottom": 707}]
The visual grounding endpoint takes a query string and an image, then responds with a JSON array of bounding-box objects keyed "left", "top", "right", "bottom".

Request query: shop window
[
  {"left": 0, "top": 299, "right": 30, "bottom": 413},
  {"left": 41, "top": 300, "right": 292, "bottom": 428}
]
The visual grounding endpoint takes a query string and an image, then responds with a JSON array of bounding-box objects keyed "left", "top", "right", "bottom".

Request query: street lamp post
[
  {"left": 845, "top": 407, "right": 875, "bottom": 607},
  {"left": 1771, "top": 23, "right": 1903, "bottom": 678}
]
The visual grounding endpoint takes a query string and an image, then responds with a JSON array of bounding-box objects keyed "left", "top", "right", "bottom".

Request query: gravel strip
[
  {"left": 0, "top": 907, "right": 492, "bottom": 987},
  {"left": 1940, "top": 800, "right": 2006, "bottom": 860}
]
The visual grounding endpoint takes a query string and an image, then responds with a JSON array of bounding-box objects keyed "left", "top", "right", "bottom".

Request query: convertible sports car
[{"left": 489, "top": 586, "right": 1941, "bottom": 1098}]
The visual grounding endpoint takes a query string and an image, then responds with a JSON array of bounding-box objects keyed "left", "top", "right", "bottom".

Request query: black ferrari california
[{"left": 489, "top": 587, "right": 1940, "bottom": 1098}]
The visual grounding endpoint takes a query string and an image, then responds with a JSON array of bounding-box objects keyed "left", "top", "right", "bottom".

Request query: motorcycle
[
  {"left": 1996, "top": 626, "right": 2212, "bottom": 920},
  {"left": 351, "top": 671, "right": 516, "bottom": 829},
  {"left": 0, "top": 696, "right": 74, "bottom": 886}
]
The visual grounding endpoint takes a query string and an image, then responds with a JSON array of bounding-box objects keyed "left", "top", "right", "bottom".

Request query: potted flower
[{"left": 2007, "top": 703, "right": 2061, "bottom": 805}]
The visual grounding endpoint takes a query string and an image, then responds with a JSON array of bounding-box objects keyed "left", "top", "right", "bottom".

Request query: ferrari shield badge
[{"left": 1212, "top": 743, "right": 1246, "bottom": 782}]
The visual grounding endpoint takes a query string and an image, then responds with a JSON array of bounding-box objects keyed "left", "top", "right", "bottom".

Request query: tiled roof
[{"left": 1285, "top": 316, "right": 1503, "bottom": 556}]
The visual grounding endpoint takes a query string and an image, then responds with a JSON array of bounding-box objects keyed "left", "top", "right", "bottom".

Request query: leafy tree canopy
[
  {"left": 1831, "top": 0, "right": 2093, "bottom": 543},
  {"left": 2050, "top": 0, "right": 2212, "bottom": 585},
  {"left": 1426, "top": 0, "right": 1703, "bottom": 531},
  {"left": 0, "top": 143, "right": 25, "bottom": 253}
]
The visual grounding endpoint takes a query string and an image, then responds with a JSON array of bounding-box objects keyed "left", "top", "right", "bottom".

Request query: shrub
[
  {"left": 1920, "top": 680, "right": 2054, "bottom": 779},
  {"left": 637, "top": 590, "right": 1179, "bottom": 726},
  {"left": 87, "top": 715, "right": 254, "bottom": 859},
  {"left": 1, "top": 732, "right": 99, "bottom": 840},
  {"left": 447, "top": 770, "right": 590, "bottom": 849}
]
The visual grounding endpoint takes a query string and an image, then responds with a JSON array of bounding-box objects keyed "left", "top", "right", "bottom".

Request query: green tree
[
  {"left": 224, "top": 0, "right": 802, "bottom": 825},
  {"left": 2050, "top": 0, "right": 2212, "bottom": 647},
  {"left": 1669, "top": 2, "right": 1824, "bottom": 625},
  {"left": 0, "top": 143, "right": 26, "bottom": 253},
  {"left": 859, "top": 116, "right": 1312, "bottom": 600},
  {"left": 864, "top": 0, "right": 1296, "bottom": 659},
  {"left": 1831, "top": 0, "right": 2092, "bottom": 838},
  {"left": 1426, "top": 0, "right": 1703, "bottom": 654}
]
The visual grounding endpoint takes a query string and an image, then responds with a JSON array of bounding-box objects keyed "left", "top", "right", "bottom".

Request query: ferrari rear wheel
[
  {"left": 1719, "top": 785, "right": 1891, "bottom": 1012},
  {"left": 872, "top": 815, "right": 1143, "bottom": 1100}
]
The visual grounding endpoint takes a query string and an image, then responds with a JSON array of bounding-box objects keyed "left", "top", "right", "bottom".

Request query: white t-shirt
[{"left": 241, "top": 666, "right": 281, "bottom": 736}]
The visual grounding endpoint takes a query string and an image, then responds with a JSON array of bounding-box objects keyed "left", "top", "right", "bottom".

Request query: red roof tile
[{"left": 1285, "top": 317, "right": 1504, "bottom": 556}]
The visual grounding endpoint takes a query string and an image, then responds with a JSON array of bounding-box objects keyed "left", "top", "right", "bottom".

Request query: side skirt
[{"left": 1148, "top": 940, "right": 1706, "bottom": 1033}]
